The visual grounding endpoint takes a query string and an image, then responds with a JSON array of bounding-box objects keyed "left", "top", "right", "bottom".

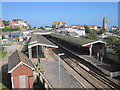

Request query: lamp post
[{"left": 58, "top": 53, "right": 65, "bottom": 88}]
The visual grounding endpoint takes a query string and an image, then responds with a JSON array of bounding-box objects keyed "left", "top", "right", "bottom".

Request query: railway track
[
  {"left": 62, "top": 56, "right": 115, "bottom": 89},
  {"left": 45, "top": 37, "right": 120, "bottom": 89}
]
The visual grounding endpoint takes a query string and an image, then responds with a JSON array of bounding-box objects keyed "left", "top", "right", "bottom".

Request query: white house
[
  {"left": 19, "top": 36, "right": 23, "bottom": 42},
  {"left": 67, "top": 25, "right": 86, "bottom": 36}
]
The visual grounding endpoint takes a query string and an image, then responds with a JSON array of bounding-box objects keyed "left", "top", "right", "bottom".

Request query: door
[{"left": 19, "top": 75, "right": 26, "bottom": 88}]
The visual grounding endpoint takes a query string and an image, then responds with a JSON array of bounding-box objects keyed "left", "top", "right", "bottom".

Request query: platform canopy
[
  {"left": 49, "top": 34, "right": 106, "bottom": 47},
  {"left": 28, "top": 34, "right": 58, "bottom": 48}
]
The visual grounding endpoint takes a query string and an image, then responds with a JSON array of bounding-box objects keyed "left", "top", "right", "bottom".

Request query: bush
[
  {"left": 97, "top": 29, "right": 106, "bottom": 35},
  {"left": 107, "top": 48, "right": 116, "bottom": 55},
  {"left": 2, "top": 27, "right": 20, "bottom": 32},
  {"left": 85, "top": 30, "right": 98, "bottom": 40},
  {"left": 37, "top": 64, "right": 45, "bottom": 73}
]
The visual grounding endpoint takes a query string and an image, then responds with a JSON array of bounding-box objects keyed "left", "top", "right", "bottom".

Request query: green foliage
[
  {"left": 84, "top": 25, "right": 90, "bottom": 33},
  {"left": 2, "top": 35, "right": 5, "bottom": 39},
  {"left": 28, "top": 24, "right": 31, "bottom": 28},
  {"left": 5, "top": 26, "right": 11, "bottom": 29},
  {"left": 45, "top": 26, "right": 51, "bottom": 28},
  {"left": 97, "top": 29, "right": 106, "bottom": 35},
  {"left": 0, "top": 52, "right": 7, "bottom": 58},
  {"left": 0, "top": 45, "right": 7, "bottom": 58},
  {"left": 37, "top": 64, "right": 45, "bottom": 73},
  {"left": 2, "top": 27, "right": 20, "bottom": 32},
  {"left": 107, "top": 48, "right": 116, "bottom": 55},
  {"left": 2, "top": 20, "right": 9, "bottom": 26},
  {"left": 104, "top": 35, "right": 120, "bottom": 55},
  {"left": 86, "top": 30, "right": 98, "bottom": 40},
  {"left": 104, "top": 35, "right": 117, "bottom": 48},
  {"left": 22, "top": 25, "right": 27, "bottom": 28},
  {"left": 38, "top": 26, "right": 44, "bottom": 29},
  {"left": 112, "top": 40, "right": 120, "bottom": 56},
  {"left": 33, "top": 27, "right": 36, "bottom": 29},
  {"left": 52, "top": 25, "right": 56, "bottom": 28}
]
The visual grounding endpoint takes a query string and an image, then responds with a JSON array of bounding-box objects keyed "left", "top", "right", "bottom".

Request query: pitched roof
[
  {"left": 49, "top": 34, "right": 96, "bottom": 46},
  {"left": 84, "top": 25, "right": 97, "bottom": 28},
  {"left": 28, "top": 34, "right": 58, "bottom": 48},
  {"left": 52, "top": 22, "right": 59, "bottom": 25},
  {"left": 8, "top": 50, "right": 35, "bottom": 73}
]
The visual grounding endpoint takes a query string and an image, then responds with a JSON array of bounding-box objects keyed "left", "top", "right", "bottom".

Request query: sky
[{"left": 2, "top": 2, "right": 118, "bottom": 28}]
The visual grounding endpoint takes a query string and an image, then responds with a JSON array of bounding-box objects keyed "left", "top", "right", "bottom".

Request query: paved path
[
  {"left": 32, "top": 55, "right": 84, "bottom": 88},
  {"left": 3, "top": 42, "right": 22, "bottom": 52},
  {"left": 0, "top": 42, "right": 22, "bottom": 68}
]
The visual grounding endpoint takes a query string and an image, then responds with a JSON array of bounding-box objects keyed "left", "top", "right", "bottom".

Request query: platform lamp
[{"left": 58, "top": 53, "right": 65, "bottom": 88}]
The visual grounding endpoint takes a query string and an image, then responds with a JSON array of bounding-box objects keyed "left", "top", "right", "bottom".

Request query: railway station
[
  {"left": 20, "top": 33, "right": 120, "bottom": 89},
  {"left": 45, "top": 34, "right": 106, "bottom": 58},
  {"left": 23, "top": 34, "right": 84, "bottom": 88}
]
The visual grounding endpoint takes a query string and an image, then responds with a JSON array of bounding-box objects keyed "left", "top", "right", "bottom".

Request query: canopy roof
[
  {"left": 49, "top": 34, "right": 106, "bottom": 46},
  {"left": 28, "top": 34, "right": 58, "bottom": 48}
]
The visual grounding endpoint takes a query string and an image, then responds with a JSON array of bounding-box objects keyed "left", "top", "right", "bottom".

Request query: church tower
[{"left": 103, "top": 17, "right": 108, "bottom": 31}]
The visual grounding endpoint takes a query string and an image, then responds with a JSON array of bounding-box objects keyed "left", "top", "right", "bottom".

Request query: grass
[
  {"left": 17, "top": 42, "right": 23, "bottom": 45},
  {"left": 0, "top": 52, "right": 7, "bottom": 59},
  {"left": 2, "top": 44, "right": 11, "bottom": 46},
  {"left": 0, "top": 83, "right": 7, "bottom": 89}
]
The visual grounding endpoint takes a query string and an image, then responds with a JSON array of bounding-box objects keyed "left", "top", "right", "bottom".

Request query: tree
[
  {"left": 2, "top": 27, "right": 20, "bottom": 32},
  {"left": 5, "top": 26, "right": 11, "bottom": 29},
  {"left": 45, "top": 26, "right": 51, "bottom": 28},
  {"left": 38, "top": 26, "right": 44, "bottom": 29},
  {"left": 22, "top": 25, "right": 27, "bottom": 29},
  {"left": 97, "top": 29, "right": 106, "bottom": 35},
  {"left": 33, "top": 27, "right": 36, "bottom": 29},
  {"left": 84, "top": 25, "right": 90, "bottom": 33},
  {"left": 104, "top": 35, "right": 117, "bottom": 48},
  {"left": 86, "top": 30, "right": 98, "bottom": 40},
  {"left": 28, "top": 24, "right": 31, "bottom": 28},
  {"left": 112, "top": 40, "right": 120, "bottom": 56},
  {"left": 2, "top": 20, "right": 9, "bottom": 26}
]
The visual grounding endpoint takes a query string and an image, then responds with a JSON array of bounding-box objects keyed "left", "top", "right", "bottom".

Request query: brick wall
[{"left": 11, "top": 64, "right": 34, "bottom": 88}]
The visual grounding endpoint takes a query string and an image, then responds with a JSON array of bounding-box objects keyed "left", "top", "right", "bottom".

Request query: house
[
  {"left": 87, "top": 25, "right": 97, "bottom": 30},
  {"left": 8, "top": 50, "right": 35, "bottom": 88},
  {"left": 0, "top": 18, "right": 5, "bottom": 28},
  {"left": 19, "top": 36, "right": 24, "bottom": 42},
  {"left": 2, "top": 32, "right": 11, "bottom": 39},
  {"left": 111, "top": 26, "right": 118, "bottom": 31},
  {"left": 9, "top": 19, "right": 29, "bottom": 28},
  {"left": 10, "top": 32, "right": 22, "bottom": 38},
  {"left": 44, "top": 26, "right": 52, "bottom": 30},
  {"left": 2, "top": 39, "right": 11, "bottom": 44},
  {"left": 68, "top": 25, "right": 86, "bottom": 36},
  {"left": 52, "top": 21, "right": 66, "bottom": 29}
]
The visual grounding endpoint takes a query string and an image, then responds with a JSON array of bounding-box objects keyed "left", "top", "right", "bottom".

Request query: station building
[{"left": 8, "top": 50, "right": 35, "bottom": 88}]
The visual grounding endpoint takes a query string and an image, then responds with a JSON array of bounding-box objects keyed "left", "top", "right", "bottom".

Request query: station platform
[
  {"left": 32, "top": 54, "right": 84, "bottom": 88},
  {"left": 53, "top": 44, "right": 120, "bottom": 86}
]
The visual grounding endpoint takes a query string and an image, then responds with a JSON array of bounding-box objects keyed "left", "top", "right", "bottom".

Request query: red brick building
[{"left": 8, "top": 50, "right": 35, "bottom": 88}]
